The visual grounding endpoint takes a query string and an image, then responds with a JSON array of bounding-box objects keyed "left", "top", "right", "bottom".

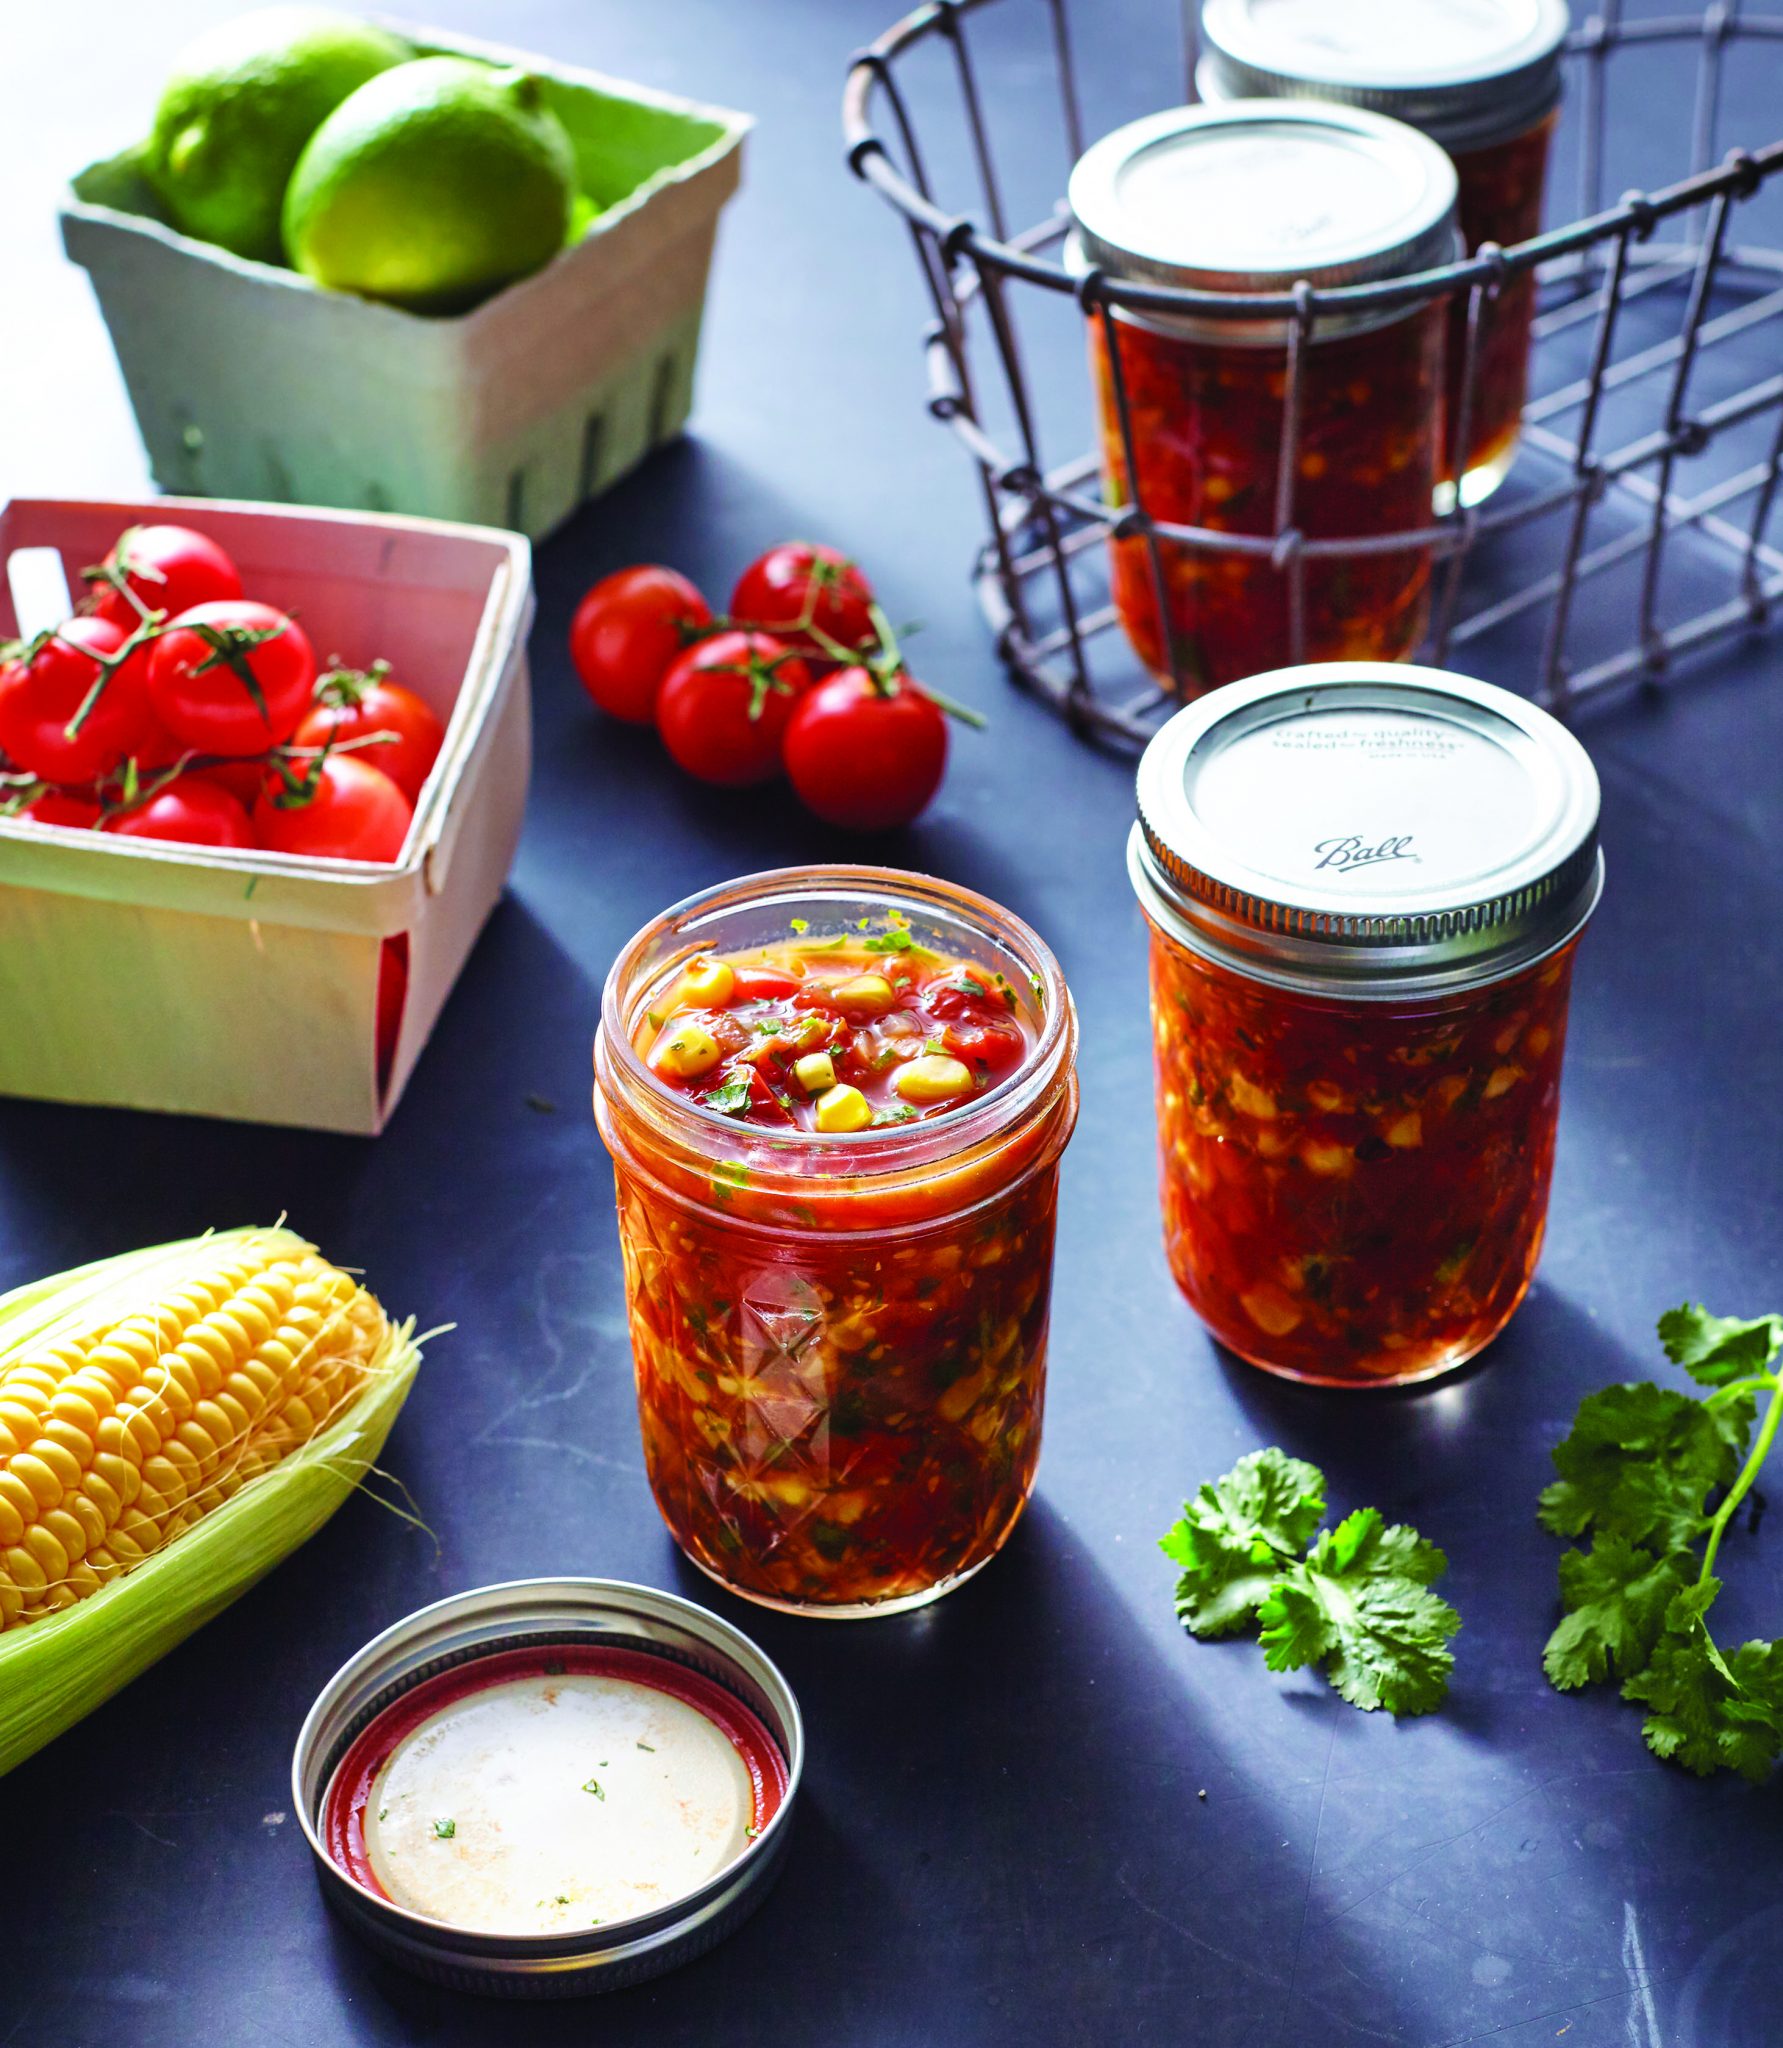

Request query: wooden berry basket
[
  {"left": 0, "top": 496, "right": 533, "bottom": 1135},
  {"left": 59, "top": 25, "right": 750, "bottom": 540}
]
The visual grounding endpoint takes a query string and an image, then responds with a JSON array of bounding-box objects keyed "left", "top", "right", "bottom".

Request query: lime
[
  {"left": 147, "top": 8, "right": 411, "bottom": 263},
  {"left": 282, "top": 58, "right": 577, "bottom": 315}
]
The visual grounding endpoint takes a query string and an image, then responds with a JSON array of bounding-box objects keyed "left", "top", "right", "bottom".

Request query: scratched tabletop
[{"left": 3, "top": 4, "right": 1782, "bottom": 2045}]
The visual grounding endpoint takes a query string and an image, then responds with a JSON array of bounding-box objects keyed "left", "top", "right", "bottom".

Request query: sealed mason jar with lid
[
  {"left": 1069, "top": 102, "right": 1458, "bottom": 694},
  {"left": 1130, "top": 663, "right": 1601, "bottom": 1387},
  {"left": 594, "top": 866, "right": 1078, "bottom": 1616},
  {"left": 1198, "top": 0, "right": 1572, "bottom": 509}
]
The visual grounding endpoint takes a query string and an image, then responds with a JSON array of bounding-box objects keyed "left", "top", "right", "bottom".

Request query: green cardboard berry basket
[{"left": 58, "top": 24, "right": 749, "bottom": 540}]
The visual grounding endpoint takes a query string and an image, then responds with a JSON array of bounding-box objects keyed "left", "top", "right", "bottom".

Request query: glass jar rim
[
  {"left": 595, "top": 863, "right": 1076, "bottom": 1191},
  {"left": 1067, "top": 101, "right": 1460, "bottom": 300},
  {"left": 1131, "top": 663, "right": 1602, "bottom": 995},
  {"left": 1197, "top": 0, "right": 1570, "bottom": 156}
]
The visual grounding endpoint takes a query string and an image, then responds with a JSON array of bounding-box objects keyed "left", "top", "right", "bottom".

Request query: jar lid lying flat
[
  {"left": 1068, "top": 99, "right": 1459, "bottom": 300},
  {"left": 292, "top": 1579, "right": 802, "bottom": 1997},
  {"left": 1131, "top": 662, "right": 1603, "bottom": 995},
  {"left": 1198, "top": 0, "right": 1571, "bottom": 154}
]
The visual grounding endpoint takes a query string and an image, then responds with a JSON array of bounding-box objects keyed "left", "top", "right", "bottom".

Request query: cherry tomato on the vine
[
  {"left": 781, "top": 665, "right": 948, "bottom": 830},
  {"left": 191, "top": 759, "right": 269, "bottom": 808},
  {"left": 654, "top": 630, "right": 814, "bottom": 787},
  {"left": 570, "top": 565, "right": 713, "bottom": 724},
  {"left": 252, "top": 754, "right": 414, "bottom": 863},
  {"left": 20, "top": 790, "right": 101, "bottom": 830},
  {"left": 293, "top": 664, "right": 444, "bottom": 803},
  {"left": 0, "top": 617, "right": 164, "bottom": 785},
  {"left": 730, "top": 543, "right": 876, "bottom": 662},
  {"left": 102, "top": 775, "right": 254, "bottom": 851},
  {"left": 86, "top": 524, "right": 243, "bottom": 630},
  {"left": 147, "top": 600, "right": 316, "bottom": 756}
]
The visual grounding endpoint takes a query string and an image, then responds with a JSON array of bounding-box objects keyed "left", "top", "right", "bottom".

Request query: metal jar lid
[
  {"left": 1067, "top": 100, "right": 1459, "bottom": 344},
  {"left": 292, "top": 1579, "right": 804, "bottom": 1998},
  {"left": 1198, "top": 0, "right": 1571, "bottom": 155},
  {"left": 1130, "top": 662, "right": 1603, "bottom": 997}
]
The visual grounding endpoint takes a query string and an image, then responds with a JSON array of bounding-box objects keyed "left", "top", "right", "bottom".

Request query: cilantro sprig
[
  {"left": 1161, "top": 1449, "right": 1460, "bottom": 1716},
  {"left": 1541, "top": 1303, "right": 1783, "bottom": 1779}
]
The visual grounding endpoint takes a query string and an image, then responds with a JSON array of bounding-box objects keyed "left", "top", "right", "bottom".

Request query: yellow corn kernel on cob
[{"left": 0, "top": 1247, "right": 388, "bottom": 1633}]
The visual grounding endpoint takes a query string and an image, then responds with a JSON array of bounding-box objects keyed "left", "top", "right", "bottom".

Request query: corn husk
[{"left": 0, "top": 1225, "right": 424, "bottom": 1777}]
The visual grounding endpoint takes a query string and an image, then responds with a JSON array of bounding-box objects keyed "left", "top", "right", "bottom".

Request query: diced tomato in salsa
[{"left": 1145, "top": 924, "right": 1579, "bottom": 1385}]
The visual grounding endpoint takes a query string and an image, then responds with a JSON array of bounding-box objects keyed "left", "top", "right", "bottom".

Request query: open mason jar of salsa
[
  {"left": 1068, "top": 102, "right": 1458, "bottom": 694},
  {"left": 594, "top": 868, "right": 1078, "bottom": 1617},
  {"left": 1131, "top": 662, "right": 1601, "bottom": 1387},
  {"left": 1199, "top": 0, "right": 1571, "bottom": 509}
]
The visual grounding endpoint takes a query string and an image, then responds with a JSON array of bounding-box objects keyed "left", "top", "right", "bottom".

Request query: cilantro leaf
[
  {"left": 700, "top": 1074, "right": 754, "bottom": 1117},
  {"left": 1538, "top": 1381, "right": 1752, "bottom": 1553},
  {"left": 1257, "top": 1509, "right": 1459, "bottom": 1716},
  {"left": 1160, "top": 1449, "right": 1325, "bottom": 1638},
  {"left": 1657, "top": 1304, "right": 1783, "bottom": 1389},
  {"left": 1622, "top": 1584, "right": 1783, "bottom": 1782},
  {"left": 1542, "top": 1536, "right": 1692, "bottom": 1691}
]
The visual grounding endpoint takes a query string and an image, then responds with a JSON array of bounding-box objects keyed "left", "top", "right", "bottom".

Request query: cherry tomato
[
  {"left": 147, "top": 600, "right": 316, "bottom": 756},
  {"left": 19, "top": 790, "right": 100, "bottom": 829},
  {"left": 730, "top": 543, "right": 876, "bottom": 661},
  {"left": 570, "top": 566, "right": 713, "bottom": 724},
  {"left": 293, "top": 665, "right": 444, "bottom": 803},
  {"left": 102, "top": 775, "right": 254, "bottom": 850},
  {"left": 86, "top": 524, "right": 243, "bottom": 630},
  {"left": 191, "top": 759, "right": 268, "bottom": 807},
  {"left": 781, "top": 665, "right": 948, "bottom": 830},
  {"left": 0, "top": 617, "right": 164, "bottom": 785},
  {"left": 653, "top": 631, "right": 814, "bottom": 787},
  {"left": 252, "top": 755, "right": 413, "bottom": 864}
]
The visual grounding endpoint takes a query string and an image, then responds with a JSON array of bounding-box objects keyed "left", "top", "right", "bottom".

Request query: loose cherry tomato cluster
[
  {"left": 569, "top": 540, "right": 981, "bottom": 831},
  {"left": 0, "top": 523, "right": 444, "bottom": 864}
]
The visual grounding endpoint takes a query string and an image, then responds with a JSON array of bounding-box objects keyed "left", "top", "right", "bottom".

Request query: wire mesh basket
[{"left": 843, "top": 0, "right": 1783, "bottom": 744}]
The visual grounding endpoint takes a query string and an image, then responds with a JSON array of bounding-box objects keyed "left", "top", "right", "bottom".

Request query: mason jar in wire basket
[{"left": 843, "top": 0, "right": 1783, "bottom": 743}]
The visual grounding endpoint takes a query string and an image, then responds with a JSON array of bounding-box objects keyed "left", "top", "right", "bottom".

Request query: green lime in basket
[
  {"left": 147, "top": 6, "right": 412, "bottom": 263},
  {"left": 283, "top": 57, "right": 578, "bottom": 315}
]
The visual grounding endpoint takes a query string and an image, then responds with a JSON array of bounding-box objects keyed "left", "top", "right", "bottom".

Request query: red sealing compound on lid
[{"left": 321, "top": 1642, "right": 790, "bottom": 1903}]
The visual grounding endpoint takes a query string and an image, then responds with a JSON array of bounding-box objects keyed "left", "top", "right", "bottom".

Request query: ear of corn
[{"left": 0, "top": 1225, "right": 423, "bottom": 1778}]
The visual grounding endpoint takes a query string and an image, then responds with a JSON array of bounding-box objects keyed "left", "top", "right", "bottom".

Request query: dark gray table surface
[{"left": 3, "top": 4, "right": 1782, "bottom": 2045}]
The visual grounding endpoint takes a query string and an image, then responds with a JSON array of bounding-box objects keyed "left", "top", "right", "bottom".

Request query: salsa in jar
[
  {"left": 1131, "top": 662, "right": 1601, "bottom": 1386},
  {"left": 1445, "top": 111, "right": 1558, "bottom": 504},
  {"left": 594, "top": 870, "right": 1077, "bottom": 1616},
  {"left": 1068, "top": 102, "right": 1459, "bottom": 694},
  {"left": 1198, "top": 0, "right": 1571, "bottom": 508},
  {"left": 1089, "top": 298, "right": 1445, "bottom": 687}
]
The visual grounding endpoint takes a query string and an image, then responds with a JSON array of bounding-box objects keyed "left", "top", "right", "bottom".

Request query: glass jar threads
[
  {"left": 1198, "top": 0, "right": 1571, "bottom": 508},
  {"left": 1130, "top": 663, "right": 1601, "bottom": 1388},
  {"left": 594, "top": 866, "right": 1078, "bottom": 1617},
  {"left": 1068, "top": 102, "right": 1458, "bottom": 695}
]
